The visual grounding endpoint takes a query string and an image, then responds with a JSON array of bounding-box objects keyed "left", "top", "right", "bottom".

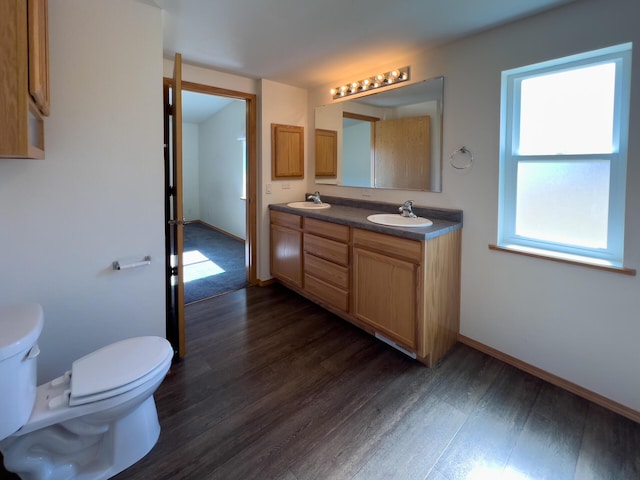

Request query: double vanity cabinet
[{"left": 269, "top": 199, "right": 462, "bottom": 366}]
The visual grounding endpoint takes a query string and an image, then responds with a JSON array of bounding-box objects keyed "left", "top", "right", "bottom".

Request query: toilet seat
[
  {"left": 69, "top": 336, "right": 173, "bottom": 406},
  {"left": 16, "top": 336, "right": 174, "bottom": 436},
  {"left": 44, "top": 336, "right": 174, "bottom": 410}
]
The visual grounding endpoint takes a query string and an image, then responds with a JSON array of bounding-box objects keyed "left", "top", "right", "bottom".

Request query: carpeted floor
[{"left": 183, "top": 222, "right": 247, "bottom": 304}]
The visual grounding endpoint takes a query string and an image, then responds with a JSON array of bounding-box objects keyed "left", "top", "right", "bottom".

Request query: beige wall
[
  {"left": 3, "top": 0, "right": 638, "bottom": 415},
  {"left": 308, "top": 0, "right": 640, "bottom": 412},
  {"left": 257, "top": 80, "right": 309, "bottom": 280},
  {"left": 0, "top": 0, "right": 165, "bottom": 382}
]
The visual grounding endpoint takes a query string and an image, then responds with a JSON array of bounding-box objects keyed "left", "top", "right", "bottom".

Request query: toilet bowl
[{"left": 0, "top": 303, "right": 174, "bottom": 480}]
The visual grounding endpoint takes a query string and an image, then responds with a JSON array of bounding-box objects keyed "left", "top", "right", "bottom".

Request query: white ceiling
[
  {"left": 181, "top": 91, "right": 235, "bottom": 123},
  {"left": 147, "top": 0, "right": 575, "bottom": 89}
]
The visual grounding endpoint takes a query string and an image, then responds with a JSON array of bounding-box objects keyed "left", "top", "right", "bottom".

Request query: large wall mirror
[{"left": 314, "top": 76, "right": 443, "bottom": 192}]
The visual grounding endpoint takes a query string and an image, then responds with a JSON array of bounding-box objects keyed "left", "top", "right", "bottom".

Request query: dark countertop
[{"left": 269, "top": 195, "right": 462, "bottom": 241}]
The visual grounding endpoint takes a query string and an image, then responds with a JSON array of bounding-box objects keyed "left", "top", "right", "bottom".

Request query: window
[{"left": 497, "top": 43, "right": 632, "bottom": 268}]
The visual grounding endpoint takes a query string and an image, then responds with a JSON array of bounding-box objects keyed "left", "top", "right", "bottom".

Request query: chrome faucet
[
  {"left": 307, "top": 191, "right": 322, "bottom": 204},
  {"left": 399, "top": 200, "right": 417, "bottom": 218}
]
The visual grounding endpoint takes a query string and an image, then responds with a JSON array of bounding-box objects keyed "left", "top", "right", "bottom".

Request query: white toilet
[{"left": 0, "top": 303, "right": 174, "bottom": 480}]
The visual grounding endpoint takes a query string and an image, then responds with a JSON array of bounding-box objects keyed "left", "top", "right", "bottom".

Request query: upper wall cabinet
[
  {"left": 0, "top": 0, "right": 50, "bottom": 159},
  {"left": 28, "top": 0, "right": 50, "bottom": 116},
  {"left": 272, "top": 123, "right": 304, "bottom": 179},
  {"left": 315, "top": 128, "right": 337, "bottom": 178}
]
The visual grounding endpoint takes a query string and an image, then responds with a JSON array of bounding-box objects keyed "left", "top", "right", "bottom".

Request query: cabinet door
[
  {"left": 0, "top": 0, "right": 45, "bottom": 158},
  {"left": 271, "top": 123, "right": 304, "bottom": 179},
  {"left": 28, "top": 0, "right": 49, "bottom": 116},
  {"left": 270, "top": 224, "right": 302, "bottom": 287},
  {"left": 353, "top": 247, "right": 418, "bottom": 349},
  {"left": 315, "top": 128, "right": 337, "bottom": 177}
]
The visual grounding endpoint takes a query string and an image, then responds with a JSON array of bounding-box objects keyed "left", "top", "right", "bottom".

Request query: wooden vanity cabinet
[
  {"left": 270, "top": 211, "right": 303, "bottom": 288},
  {"left": 303, "top": 218, "right": 350, "bottom": 312},
  {"left": 352, "top": 229, "right": 421, "bottom": 350},
  {"left": 269, "top": 208, "right": 461, "bottom": 366},
  {"left": 0, "top": 0, "right": 50, "bottom": 159},
  {"left": 352, "top": 227, "right": 461, "bottom": 365}
]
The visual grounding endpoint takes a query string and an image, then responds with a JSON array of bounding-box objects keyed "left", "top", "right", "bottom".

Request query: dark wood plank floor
[{"left": 2, "top": 284, "right": 639, "bottom": 479}]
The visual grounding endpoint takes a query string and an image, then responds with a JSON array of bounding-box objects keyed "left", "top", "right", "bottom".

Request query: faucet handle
[
  {"left": 399, "top": 200, "right": 416, "bottom": 217},
  {"left": 307, "top": 191, "right": 322, "bottom": 204}
]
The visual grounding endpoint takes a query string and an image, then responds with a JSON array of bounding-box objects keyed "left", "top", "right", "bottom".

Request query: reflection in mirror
[{"left": 315, "top": 77, "right": 443, "bottom": 192}]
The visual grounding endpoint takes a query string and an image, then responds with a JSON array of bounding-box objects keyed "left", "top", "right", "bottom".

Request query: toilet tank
[{"left": 0, "top": 304, "right": 43, "bottom": 441}]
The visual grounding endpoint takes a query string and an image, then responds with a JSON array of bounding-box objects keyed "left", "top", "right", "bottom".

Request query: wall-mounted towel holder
[
  {"left": 450, "top": 146, "right": 473, "bottom": 170},
  {"left": 112, "top": 256, "right": 151, "bottom": 271}
]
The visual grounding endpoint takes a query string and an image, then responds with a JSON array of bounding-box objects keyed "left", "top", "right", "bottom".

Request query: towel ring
[{"left": 450, "top": 146, "right": 473, "bottom": 170}]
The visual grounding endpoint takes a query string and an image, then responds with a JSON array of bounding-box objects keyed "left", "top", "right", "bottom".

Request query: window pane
[
  {"left": 515, "top": 160, "right": 610, "bottom": 248},
  {"left": 518, "top": 63, "right": 616, "bottom": 155}
]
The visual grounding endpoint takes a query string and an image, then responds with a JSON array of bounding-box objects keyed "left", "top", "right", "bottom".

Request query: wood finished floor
[
  {"left": 114, "top": 284, "right": 640, "bottom": 480},
  {"left": 3, "top": 284, "right": 638, "bottom": 479}
]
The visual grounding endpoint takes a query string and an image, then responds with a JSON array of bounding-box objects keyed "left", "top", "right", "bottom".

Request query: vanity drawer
[
  {"left": 304, "top": 274, "right": 349, "bottom": 312},
  {"left": 271, "top": 210, "right": 302, "bottom": 230},
  {"left": 304, "top": 217, "right": 349, "bottom": 242},
  {"left": 352, "top": 228, "right": 422, "bottom": 263},
  {"left": 304, "top": 233, "right": 349, "bottom": 266},
  {"left": 304, "top": 252, "right": 349, "bottom": 289}
]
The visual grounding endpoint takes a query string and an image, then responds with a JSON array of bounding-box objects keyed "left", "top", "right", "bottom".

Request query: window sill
[{"left": 488, "top": 244, "right": 636, "bottom": 276}]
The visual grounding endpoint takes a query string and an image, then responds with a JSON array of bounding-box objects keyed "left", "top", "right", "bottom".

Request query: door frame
[{"left": 164, "top": 77, "right": 258, "bottom": 357}]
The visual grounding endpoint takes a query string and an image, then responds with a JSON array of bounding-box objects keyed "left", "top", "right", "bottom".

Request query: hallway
[{"left": 183, "top": 222, "right": 247, "bottom": 304}]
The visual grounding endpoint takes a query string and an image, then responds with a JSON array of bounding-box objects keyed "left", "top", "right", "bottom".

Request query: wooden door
[
  {"left": 374, "top": 116, "right": 430, "bottom": 190},
  {"left": 165, "top": 53, "right": 185, "bottom": 358}
]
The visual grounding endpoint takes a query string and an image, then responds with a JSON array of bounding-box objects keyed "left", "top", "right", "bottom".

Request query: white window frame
[{"left": 497, "top": 43, "right": 632, "bottom": 267}]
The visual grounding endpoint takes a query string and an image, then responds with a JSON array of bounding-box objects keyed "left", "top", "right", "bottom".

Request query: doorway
[
  {"left": 181, "top": 91, "right": 248, "bottom": 304},
  {"left": 164, "top": 68, "right": 257, "bottom": 358}
]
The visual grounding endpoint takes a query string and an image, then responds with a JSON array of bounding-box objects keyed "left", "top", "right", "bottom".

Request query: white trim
[{"left": 498, "top": 43, "right": 632, "bottom": 267}]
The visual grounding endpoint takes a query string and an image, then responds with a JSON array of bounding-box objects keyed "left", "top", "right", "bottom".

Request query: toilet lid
[{"left": 70, "top": 336, "right": 173, "bottom": 406}]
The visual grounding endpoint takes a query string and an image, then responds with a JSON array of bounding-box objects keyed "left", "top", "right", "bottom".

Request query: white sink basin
[
  {"left": 287, "top": 201, "right": 331, "bottom": 210},
  {"left": 367, "top": 213, "right": 433, "bottom": 228}
]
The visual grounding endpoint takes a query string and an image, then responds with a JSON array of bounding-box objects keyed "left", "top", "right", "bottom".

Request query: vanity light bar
[{"left": 330, "top": 67, "right": 410, "bottom": 100}]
